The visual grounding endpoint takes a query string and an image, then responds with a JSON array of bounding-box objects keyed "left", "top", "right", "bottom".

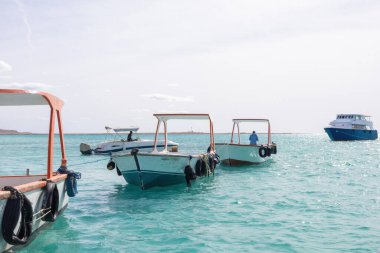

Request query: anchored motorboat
[
  {"left": 215, "top": 119, "right": 277, "bottom": 166},
  {"left": 0, "top": 89, "right": 80, "bottom": 251},
  {"left": 80, "top": 126, "right": 178, "bottom": 155},
  {"left": 107, "top": 114, "right": 219, "bottom": 189},
  {"left": 324, "top": 114, "right": 378, "bottom": 141}
]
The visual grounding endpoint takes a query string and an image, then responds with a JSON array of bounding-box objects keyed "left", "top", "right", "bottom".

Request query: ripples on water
[{"left": 0, "top": 134, "right": 379, "bottom": 252}]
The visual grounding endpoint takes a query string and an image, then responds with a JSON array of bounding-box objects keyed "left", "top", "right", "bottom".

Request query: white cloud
[
  {"left": 0, "top": 82, "right": 52, "bottom": 90},
  {"left": 167, "top": 83, "right": 179, "bottom": 87},
  {"left": 142, "top": 93, "right": 194, "bottom": 102},
  {"left": 0, "top": 61, "right": 12, "bottom": 73}
]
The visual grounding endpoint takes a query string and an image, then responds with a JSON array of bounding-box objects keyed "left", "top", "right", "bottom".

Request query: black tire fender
[
  {"left": 271, "top": 143, "right": 277, "bottom": 154},
  {"left": 107, "top": 161, "right": 116, "bottom": 170},
  {"left": 42, "top": 182, "right": 59, "bottom": 222},
  {"left": 184, "top": 165, "right": 197, "bottom": 187},
  {"left": 266, "top": 147, "right": 271, "bottom": 157},
  {"left": 259, "top": 147, "right": 267, "bottom": 158},
  {"left": 1, "top": 186, "right": 33, "bottom": 245}
]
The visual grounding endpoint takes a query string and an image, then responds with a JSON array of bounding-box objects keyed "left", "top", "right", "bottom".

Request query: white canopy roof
[
  {"left": 113, "top": 127, "right": 139, "bottom": 133},
  {"left": 0, "top": 89, "right": 64, "bottom": 109},
  {"left": 0, "top": 92, "right": 49, "bottom": 106},
  {"left": 154, "top": 114, "right": 211, "bottom": 121},
  {"left": 233, "top": 119, "right": 270, "bottom": 123}
]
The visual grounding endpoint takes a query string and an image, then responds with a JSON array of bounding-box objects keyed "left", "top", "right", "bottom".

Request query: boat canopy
[
  {"left": 230, "top": 118, "right": 272, "bottom": 145},
  {"left": 154, "top": 114, "right": 211, "bottom": 121},
  {"left": 152, "top": 113, "right": 214, "bottom": 152},
  {"left": 0, "top": 89, "right": 64, "bottom": 109},
  {"left": 113, "top": 127, "right": 139, "bottom": 133},
  {"left": 233, "top": 119, "right": 270, "bottom": 123},
  {"left": 0, "top": 89, "right": 66, "bottom": 178}
]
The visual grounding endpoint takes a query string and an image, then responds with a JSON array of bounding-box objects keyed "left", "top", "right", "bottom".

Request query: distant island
[{"left": 0, "top": 129, "right": 32, "bottom": 135}]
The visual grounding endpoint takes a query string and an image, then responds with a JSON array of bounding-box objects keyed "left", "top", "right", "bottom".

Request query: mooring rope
[
  {"left": 201, "top": 154, "right": 212, "bottom": 176},
  {"left": 69, "top": 157, "right": 109, "bottom": 167}
]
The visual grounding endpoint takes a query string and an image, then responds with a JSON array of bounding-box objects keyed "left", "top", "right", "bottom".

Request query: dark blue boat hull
[{"left": 324, "top": 128, "right": 378, "bottom": 141}]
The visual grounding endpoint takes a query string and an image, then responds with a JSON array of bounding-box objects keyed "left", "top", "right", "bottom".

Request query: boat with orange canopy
[
  {"left": 215, "top": 119, "right": 277, "bottom": 166},
  {"left": 107, "top": 114, "right": 219, "bottom": 189},
  {"left": 0, "top": 89, "right": 80, "bottom": 251}
]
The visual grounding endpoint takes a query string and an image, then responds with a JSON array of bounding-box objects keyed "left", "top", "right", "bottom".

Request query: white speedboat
[
  {"left": 107, "top": 114, "right": 219, "bottom": 189},
  {"left": 215, "top": 119, "right": 277, "bottom": 166},
  {"left": 80, "top": 127, "right": 178, "bottom": 155},
  {"left": 0, "top": 89, "right": 80, "bottom": 252}
]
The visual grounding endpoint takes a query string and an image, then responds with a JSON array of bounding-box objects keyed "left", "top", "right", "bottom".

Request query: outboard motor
[{"left": 80, "top": 143, "right": 93, "bottom": 155}]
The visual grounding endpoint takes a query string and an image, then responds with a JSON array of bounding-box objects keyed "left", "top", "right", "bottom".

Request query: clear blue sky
[{"left": 1, "top": 0, "right": 380, "bottom": 133}]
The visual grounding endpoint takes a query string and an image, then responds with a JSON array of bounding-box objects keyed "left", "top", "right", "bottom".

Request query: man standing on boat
[
  {"left": 127, "top": 131, "right": 133, "bottom": 142},
  {"left": 249, "top": 131, "right": 259, "bottom": 145}
]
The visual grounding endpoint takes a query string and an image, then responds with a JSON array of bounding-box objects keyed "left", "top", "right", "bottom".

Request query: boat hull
[
  {"left": 112, "top": 153, "right": 212, "bottom": 189},
  {"left": 0, "top": 178, "right": 68, "bottom": 251},
  {"left": 215, "top": 143, "right": 272, "bottom": 166},
  {"left": 324, "top": 128, "right": 378, "bottom": 141}
]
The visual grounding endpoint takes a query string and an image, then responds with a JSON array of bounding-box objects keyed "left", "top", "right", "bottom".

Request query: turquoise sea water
[{"left": 1, "top": 133, "right": 380, "bottom": 253}]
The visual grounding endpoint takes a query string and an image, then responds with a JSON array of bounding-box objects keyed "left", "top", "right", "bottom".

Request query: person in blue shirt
[{"left": 249, "top": 131, "right": 259, "bottom": 145}]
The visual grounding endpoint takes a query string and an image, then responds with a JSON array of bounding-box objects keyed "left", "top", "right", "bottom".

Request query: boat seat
[{"left": 0, "top": 175, "right": 46, "bottom": 190}]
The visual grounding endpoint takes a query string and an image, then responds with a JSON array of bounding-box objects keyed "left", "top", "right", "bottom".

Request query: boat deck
[{"left": 0, "top": 175, "right": 46, "bottom": 189}]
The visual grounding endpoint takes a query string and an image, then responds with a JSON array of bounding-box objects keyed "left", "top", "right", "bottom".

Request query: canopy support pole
[
  {"left": 47, "top": 108, "right": 56, "bottom": 178},
  {"left": 230, "top": 123, "right": 235, "bottom": 144},
  {"left": 153, "top": 119, "right": 161, "bottom": 152},
  {"left": 163, "top": 120, "right": 168, "bottom": 152}
]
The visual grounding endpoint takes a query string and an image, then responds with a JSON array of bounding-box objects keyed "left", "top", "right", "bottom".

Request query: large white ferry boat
[{"left": 324, "top": 114, "right": 378, "bottom": 141}]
